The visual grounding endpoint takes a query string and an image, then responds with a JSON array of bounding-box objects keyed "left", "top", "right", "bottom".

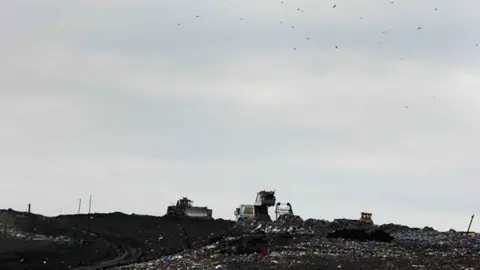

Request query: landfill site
[{"left": 0, "top": 191, "right": 478, "bottom": 270}]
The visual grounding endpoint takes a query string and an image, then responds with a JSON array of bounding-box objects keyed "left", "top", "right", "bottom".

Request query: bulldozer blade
[{"left": 185, "top": 207, "right": 210, "bottom": 218}]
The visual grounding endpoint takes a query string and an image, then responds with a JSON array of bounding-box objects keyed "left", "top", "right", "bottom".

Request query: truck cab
[{"left": 234, "top": 204, "right": 255, "bottom": 220}]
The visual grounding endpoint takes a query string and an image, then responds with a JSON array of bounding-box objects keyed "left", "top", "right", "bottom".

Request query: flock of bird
[{"left": 172, "top": 1, "right": 477, "bottom": 109}]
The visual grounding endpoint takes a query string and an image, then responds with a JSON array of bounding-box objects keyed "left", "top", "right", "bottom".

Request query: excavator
[
  {"left": 235, "top": 190, "right": 293, "bottom": 221},
  {"left": 166, "top": 197, "right": 213, "bottom": 219}
]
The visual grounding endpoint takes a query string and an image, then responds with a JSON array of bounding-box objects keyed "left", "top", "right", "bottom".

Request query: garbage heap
[
  {"left": 0, "top": 221, "right": 72, "bottom": 242},
  {"left": 115, "top": 215, "right": 480, "bottom": 270}
]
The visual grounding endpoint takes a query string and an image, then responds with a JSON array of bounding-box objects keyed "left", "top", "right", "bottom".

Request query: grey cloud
[{"left": 7, "top": 0, "right": 478, "bottom": 64}]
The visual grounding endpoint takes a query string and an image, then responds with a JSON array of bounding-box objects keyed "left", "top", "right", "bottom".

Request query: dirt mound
[
  {"left": 216, "top": 233, "right": 269, "bottom": 255},
  {"left": 327, "top": 228, "right": 394, "bottom": 242},
  {"left": 2, "top": 210, "right": 478, "bottom": 269},
  {"left": 0, "top": 210, "right": 235, "bottom": 270},
  {"left": 113, "top": 218, "right": 479, "bottom": 270}
]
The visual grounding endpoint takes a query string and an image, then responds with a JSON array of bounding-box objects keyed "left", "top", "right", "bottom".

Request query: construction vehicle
[
  {"left": 275, "top": 202, "right": 293, "bottom": 219},
  {"left": 359, "top": 212, "right": 373, "bottom": 224},
  {"left": 234, "top": 204, "right": 255, "bottom": 221},
  {"left": 166, "top": 197, "right": 213, "bottom": 219},
  {"left": 234, "top": 190, "right": 277, "bottom": 221}
]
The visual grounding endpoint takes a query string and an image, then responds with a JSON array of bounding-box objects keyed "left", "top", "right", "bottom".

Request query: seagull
[
  {"left": 434, "top": 8, "right": 438, "bottom": 10},
  {"left": 432, "top": 96, "right": 436, "bottom": 99},
  {"left": 176, "top": 23, "right": 181, "bottom": 26},
  {"left": 475, "top": 44, "right": 479, "bottom": 47},
  {"left": 416, "top": 26, "right": 422, "bottom": 30},
  {"left": 335, "top": 45, "right": 339, "bottom": 49},
  {"left": 405, "top": 105, "right": 408, "bottom": 108},
  {"left": 306, "top": 37, "right": 310, "bottom": 40},
  {"left": 332, "top": 4, "right": 336, "bottom": 8}
]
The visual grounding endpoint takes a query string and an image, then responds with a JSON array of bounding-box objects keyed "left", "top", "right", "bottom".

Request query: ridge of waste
[
  {"left": 1, "top": 209, "right": 478, "bottom": 269},
  {"left": 114, "top": 215, "right": 480, "bottom": 269}
]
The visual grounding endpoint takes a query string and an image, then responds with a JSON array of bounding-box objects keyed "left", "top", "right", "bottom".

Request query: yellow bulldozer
[{"left": 360, "top": 212, "right": 373, "bottom": 224}]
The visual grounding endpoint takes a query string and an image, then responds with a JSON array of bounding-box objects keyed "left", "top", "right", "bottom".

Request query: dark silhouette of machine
[
  {"left": 166, "top": 197, "right": 212, "bottom": 219},
  {"left": 235, "top": 190, "right": 293, "bottom": 221},
  {"left": 275, "top": 202, "right": 293, "bottom": 219}
]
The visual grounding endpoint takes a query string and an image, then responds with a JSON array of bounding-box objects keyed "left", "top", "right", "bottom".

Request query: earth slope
[
  {"left": 0, "top": 209, "right": 233, "bottom": 270},
  {"left": 0, "top": 210, "right": 479, "bottom": 269}
]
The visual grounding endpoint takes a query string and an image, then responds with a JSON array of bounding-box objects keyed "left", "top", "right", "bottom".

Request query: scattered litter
[{"left": 114, "top": 215, "right": 480, "bottom": 269}]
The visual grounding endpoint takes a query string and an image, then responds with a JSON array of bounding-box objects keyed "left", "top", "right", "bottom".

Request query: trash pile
[
  {"left": 0, "top": 221, "right": 71, "bottom": 242},
  {"left": 391, "top": 228, "right": 480, "bottom": 250},
  {"left": 2, "top": 209, "right": 478, "bottom": 269},
  {"left": 233, "top": 214, "right": 308, "bottom": 234},
  {"left": 113, "top": 215, "right": 480, "bottom": 269}
]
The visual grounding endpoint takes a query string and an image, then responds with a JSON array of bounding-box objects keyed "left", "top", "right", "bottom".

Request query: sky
[{"left": 1, "top": 0, "right": 479, "bottom": 231}]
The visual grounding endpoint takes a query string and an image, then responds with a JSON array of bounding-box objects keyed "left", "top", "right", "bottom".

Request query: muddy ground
[
  {"left": 1, "top": 209, "right": 479, "bottom": 270},
  {"left": 0, "top": 209, "right": 234, "bottom": 270}
]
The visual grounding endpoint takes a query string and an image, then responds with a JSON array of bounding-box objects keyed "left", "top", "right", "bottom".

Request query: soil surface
[
  {"left": 0, "top": 209, "right": 234, "bottom": 270},
  {"left": 1, "top": 209, "right": 479, "bottom": 270}
]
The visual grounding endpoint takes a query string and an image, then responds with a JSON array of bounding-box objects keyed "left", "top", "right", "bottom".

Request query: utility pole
[
  {"left": 87, "top": 194, "right": 93, "bottom": 242},
  {"left": 27, "top": 203, "right": 31, "bottom": 214},
  {"left": 88, "top": 194, "right": 92, "bottom": 214},
  {"left": 466, "top": 214, "right": 475, "bottom": 237},
  {"left": 77, "top": 198, "right": 82, "bottom": 214}
]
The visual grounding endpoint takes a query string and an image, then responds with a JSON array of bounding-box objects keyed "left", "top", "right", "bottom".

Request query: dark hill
[{"left": 0, "top": 209, "right": 235, "bottom": 270}]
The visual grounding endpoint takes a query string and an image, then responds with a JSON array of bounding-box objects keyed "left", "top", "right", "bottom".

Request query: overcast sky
[{"left": 1, "top": 0, "right": 479, "bottom": 231}]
